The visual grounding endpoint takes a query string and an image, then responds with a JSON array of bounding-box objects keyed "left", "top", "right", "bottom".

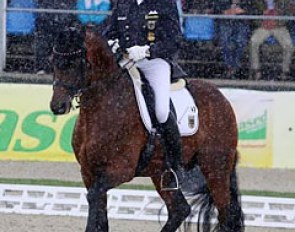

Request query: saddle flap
[
  {"left": 132, "top": 80, "right": 199, "bottom": 136},
  {"left": 124, "top": 60, "right": 199, "bottom": 136}
]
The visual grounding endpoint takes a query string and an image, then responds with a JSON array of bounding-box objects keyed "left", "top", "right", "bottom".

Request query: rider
[{"left": 105, "top": 0, "right": 185, "bottom": 189}]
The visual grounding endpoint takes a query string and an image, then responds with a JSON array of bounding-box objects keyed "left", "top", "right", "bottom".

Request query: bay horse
[{"left": 50, "top": 25, "right": 244, "bottom": 232}]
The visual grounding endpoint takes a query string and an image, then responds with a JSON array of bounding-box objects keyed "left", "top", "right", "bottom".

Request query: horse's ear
[{"left": 55, "top": 26, "right": 83, "bottom": 43}]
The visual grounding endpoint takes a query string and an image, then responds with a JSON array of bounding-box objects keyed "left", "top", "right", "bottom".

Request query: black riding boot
[{"left": 159, "top": 113, "right": 186, "bottom": 190}]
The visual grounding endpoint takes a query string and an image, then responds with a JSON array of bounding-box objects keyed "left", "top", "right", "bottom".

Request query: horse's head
[
  {"left": 50, "top": 25, "right": 120, "bottom": 115},
  {"left": 50, "top": 26, "right": 87, "bottom": 115}
]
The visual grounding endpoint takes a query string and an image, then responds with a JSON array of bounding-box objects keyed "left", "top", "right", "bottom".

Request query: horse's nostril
[
  {"left": 50, "top": 101, "right": 69, "bottom": 115},
  {"left": 60, "top": 102, "right": 67, "bottom": 110},
  {"left": 57, "top": 105, "right": 67, "bottom": 114}
]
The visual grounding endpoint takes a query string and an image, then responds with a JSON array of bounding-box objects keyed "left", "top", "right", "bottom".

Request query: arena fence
[{"left": 0, "top": 184, "right": 294, "bottom": 229}]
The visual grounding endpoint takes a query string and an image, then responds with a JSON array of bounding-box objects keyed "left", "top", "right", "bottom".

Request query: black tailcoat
[{"left": 106, "top": 0, "right": 182, "bottom": 60}]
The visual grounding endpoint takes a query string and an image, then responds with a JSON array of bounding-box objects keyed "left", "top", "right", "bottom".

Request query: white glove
[
  {"left": 107, "top": 39, "right": 120, "bottom": 54},
  {"left": 127, "top": 45, "right": 150, "bottom": 61}
]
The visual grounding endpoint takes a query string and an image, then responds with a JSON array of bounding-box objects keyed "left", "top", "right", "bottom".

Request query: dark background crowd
[{"left": 4, "top": 0, "right": 295, "bottom": 81}]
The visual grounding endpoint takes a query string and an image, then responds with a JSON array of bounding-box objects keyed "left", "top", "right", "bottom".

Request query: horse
[{"left": 50, "top": 25, "right": 244, "bottom": 232}]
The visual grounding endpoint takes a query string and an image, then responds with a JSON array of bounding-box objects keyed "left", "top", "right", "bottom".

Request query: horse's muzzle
[{"left": 50, "top": 100, "right": 71, "bottom": 115}]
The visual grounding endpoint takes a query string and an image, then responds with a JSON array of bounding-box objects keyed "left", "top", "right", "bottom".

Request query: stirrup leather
[{"left": 160, "top": 168, "right": 180, "bottom": 191}]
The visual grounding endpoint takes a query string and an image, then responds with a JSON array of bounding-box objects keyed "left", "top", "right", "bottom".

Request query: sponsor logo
[
  {"left": 238, "top": 110, "right": 268, "bottom": 147},
  {"left": 0, "top": 109, "right": 77, "bottom": 154}
]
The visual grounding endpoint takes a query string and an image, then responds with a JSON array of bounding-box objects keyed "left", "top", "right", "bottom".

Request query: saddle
[
  {"left": 120, "top": 59, "right": 199, "bottom": 180},
  {"left": 119, "top": 58, "right": 199, "bottom": 136}
]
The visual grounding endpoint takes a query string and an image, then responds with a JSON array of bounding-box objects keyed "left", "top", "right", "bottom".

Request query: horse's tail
[
  {"left": 183, "top": 192, "right": 215, "bottom": 232},
  {"left": 184, "top": 150, "right": 244, "bottom": 232},
  {"left": 182, "top": 154, "right": 214, "bottom": 232}
]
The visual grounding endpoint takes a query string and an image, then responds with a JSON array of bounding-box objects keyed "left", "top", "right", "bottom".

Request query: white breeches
[{"left": 135, "top": 58, "right": 171, "bottom": 123}]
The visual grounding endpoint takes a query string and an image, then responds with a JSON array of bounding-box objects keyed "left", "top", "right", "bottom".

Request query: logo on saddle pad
[{"left": 125, "top": 64, "right": 199, "bottom": 136}]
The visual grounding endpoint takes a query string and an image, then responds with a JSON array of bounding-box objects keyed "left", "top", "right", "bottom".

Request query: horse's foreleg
[
  {"left": 85, "top": 176, "right": 109, "bottom": 232},
  {"left": 151, "top": 176, "right": 191, "bottom": 232}
]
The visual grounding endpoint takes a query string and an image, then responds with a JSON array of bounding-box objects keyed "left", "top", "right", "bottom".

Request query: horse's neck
[
  {"left": 98, "top": 70, "right": 131, "bottom": 99},
  {"left": 85, "top": 41, "right": 121, "bottom": 96},
  {"left": 82, "top": 68, "right": 132, "bottom": 108},
  {"left": 83, "top": 36, "right": 136, "bottom": 116}
]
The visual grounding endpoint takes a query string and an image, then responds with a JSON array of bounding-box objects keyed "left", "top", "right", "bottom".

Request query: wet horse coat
[{"left": 50, "top": 26, "right": 244, "bottom": 232}]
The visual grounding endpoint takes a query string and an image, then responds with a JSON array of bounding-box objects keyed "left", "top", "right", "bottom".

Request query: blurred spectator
[
  {"left": 211, "top": 0, "right": 256, "bottom": 79},
  {"left": 182, "top": 0, "right": 212, "bottom": 14},
  {"left": 6, "top": 0, "right": 36, "bottom": 35},
  {"left": 5, "top": 0, "right": 37, "bottom": 72},
  {"left": 250, "top": 0, "right": 295, "bottom": 80},
  {"left": 76, "top": 0, "right": 111, "bottom": 27},
  {"left": 181, "top": 0, "right": 214, "bottom": 40},
  {"left": 35, "top": 0, "right": 78, "bottom": 74}
]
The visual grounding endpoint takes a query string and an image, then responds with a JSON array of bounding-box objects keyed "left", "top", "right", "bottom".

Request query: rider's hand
[
  {"left": 107, "top": 39, "right": 120, "bottom": 54},
  {"left": 127, "top": 45, "right": 150, "bottom": 61}
]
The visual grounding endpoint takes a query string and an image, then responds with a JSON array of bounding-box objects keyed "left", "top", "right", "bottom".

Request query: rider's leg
[
  {"left": 136, "top": 58, "right": 185, "bottom": 187},
  {"left": 135, "top": 58, "right": 170, "bottom": 123},
  {"left": 158, "top": 111, "right": 186, "bottom": 186}
]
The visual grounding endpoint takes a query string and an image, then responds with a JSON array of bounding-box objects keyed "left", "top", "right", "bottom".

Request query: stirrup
[{"left": 160, "top": 168, "right": 180, "bottom": 191}]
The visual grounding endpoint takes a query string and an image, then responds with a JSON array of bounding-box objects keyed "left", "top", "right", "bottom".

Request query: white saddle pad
[
  {"left": 129, "top": 73, "right": 199, "bottom": 136},
  {"left": 120, "top": 59, "right": 199, "bottom": 136}
]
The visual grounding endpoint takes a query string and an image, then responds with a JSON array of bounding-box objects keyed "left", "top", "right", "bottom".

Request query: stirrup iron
[{"left": 160, "top": 168, "right": 180, "bottom": 191}]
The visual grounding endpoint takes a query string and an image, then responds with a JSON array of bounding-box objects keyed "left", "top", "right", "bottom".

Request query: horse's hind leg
[
  {"left": 219, "top": 167, "right": 244, "bottom": 232},
  {"left": 151, "top": 176, "right": 191, "bottom": 232},
  {"left": 199, "top": 148, "right": 244, "bottom": 232}
]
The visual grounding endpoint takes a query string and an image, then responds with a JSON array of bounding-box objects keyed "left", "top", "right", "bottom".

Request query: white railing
[{"left": 0, "top": 184, "right": 294, "bottom": 228}]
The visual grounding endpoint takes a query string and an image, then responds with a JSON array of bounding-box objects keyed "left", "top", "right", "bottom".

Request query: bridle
[
  {"left": 52, "top": 27, "right": 131, "bottom": 110},
  {"left": 52, "top": 45, "right": 88, "bottom": 107}
]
